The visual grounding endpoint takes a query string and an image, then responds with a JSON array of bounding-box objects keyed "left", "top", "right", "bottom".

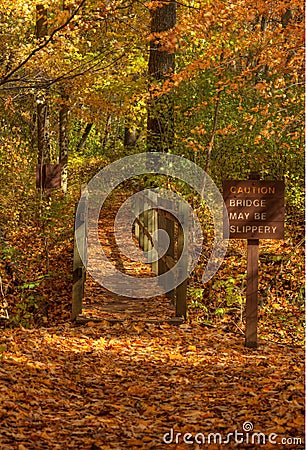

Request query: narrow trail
[{"left": 78, "top": 191, "right": 178, "bottom": 323}]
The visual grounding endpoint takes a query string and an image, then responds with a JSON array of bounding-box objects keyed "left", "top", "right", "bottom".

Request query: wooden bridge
[{"left": 72, "top": 189, "right": 190, "bottom": 325}]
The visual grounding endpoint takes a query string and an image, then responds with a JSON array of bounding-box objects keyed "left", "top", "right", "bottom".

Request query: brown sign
[
  {"left": 223, "top": 180, "right": 285, "bottom": 239},
  {"left": 36, "top": 164, "right": 61, "bottom": 189}
]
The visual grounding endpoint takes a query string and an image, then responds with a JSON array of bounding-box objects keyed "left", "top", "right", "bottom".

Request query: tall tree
[
  {"left": 147, "top": 0, "right": 176, "bottom": 152},
  {"left": 59, "top": 93, "right": 69, "bottom": 193},
  {"left": 36, "top": 4, "right": 50, "bottom": 166}
]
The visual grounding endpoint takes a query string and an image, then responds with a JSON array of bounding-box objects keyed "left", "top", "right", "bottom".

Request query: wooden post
[
  {"left": 151, "top": 207, "right": 158, "bottom": 274},
  {"left": 143, "top": 196, "right": 149, "bottom": 254},
  {"left": 165, "top": 216, "right": 175, "bottom": 304},
  {"left": 147, "top": 191, "right": 155, "bottom": 269},
  {"left": 157, "top": 211, "right": 167, "bottom": 284},
  {"left": 149, "top": 191, "right": 158, "bottom": 275},
  {"left": 134, "top": 196, "right": 140, "bottom": 242},
  {"left": 245, "top": 171, "right": 260, "bottom": 348},
  {"left": 223, "top": 173, "right": 285, "bottom": 347},
  {"left": 245, "top": 239, "right": 259, "bottom": 347},
  {"left": 139, "top": 196, "right": 144, "bottom": 250},
  {"left": 72, "top": 189, "right": 88, "bottom": 321},
  {"left": 176, "top": 202, "right": 188, "bottom": 319}
]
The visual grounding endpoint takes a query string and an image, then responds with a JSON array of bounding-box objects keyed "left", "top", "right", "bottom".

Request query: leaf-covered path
[
  {"left": 0, "top": 322, "right": 304, "bottom": 449},
  {"left": 0, "top": 193, "right": 304, "bottom": 450},
  {"left": 79, "top": 191, "right": 179, "bottom": 323}
]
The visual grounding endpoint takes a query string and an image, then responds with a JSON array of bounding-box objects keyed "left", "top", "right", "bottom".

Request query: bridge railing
[
  {"left": 133, "top": 190, "right": 189, "bottom": 319},
  {"left": 72, "top": 188, "right": 189, "bottom": 320}
]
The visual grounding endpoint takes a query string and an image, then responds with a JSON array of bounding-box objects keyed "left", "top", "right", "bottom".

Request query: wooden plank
[
  {"left": 135, "top": 217, "right": 154, "bottom": 247},
  {"left": 75, "top": 317, "right": 184, "bottom": 326},
  {"left": 131, "top": 192, "right": 189, "bottom": 318},
  {"left": 138, "top": 206, "right": 177, "bottom": 222},
  {"left": 134, "top": 192, "right": 177, "bottom": 221},
  {"left": 245, "top": 239, "right": 259, "bottom": 348}
]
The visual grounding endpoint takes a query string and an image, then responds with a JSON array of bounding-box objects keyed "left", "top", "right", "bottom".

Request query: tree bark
[
  {"left": 76, "top": 123, "right": 93, "bottom": 152},
  {"left": 36, "top": 5, "right": 50, "bottom": 165},
  {"left": 124, "top": 127, "right": 138, "bottom": 148},
  {"left": 59, "top": 94, "right": 69, "bottom": 193},
  {"left": 147, "top": 0, "right": 176, "bottom": 152}
]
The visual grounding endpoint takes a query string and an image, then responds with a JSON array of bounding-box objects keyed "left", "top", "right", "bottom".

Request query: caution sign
[{"left": 223, "top": 180, "right": 285, "bottom": 239}]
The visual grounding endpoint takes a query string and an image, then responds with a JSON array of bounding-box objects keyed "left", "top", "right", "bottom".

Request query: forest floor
[{"left": 0, "top": 190, "right": 304, "bottom": 449}]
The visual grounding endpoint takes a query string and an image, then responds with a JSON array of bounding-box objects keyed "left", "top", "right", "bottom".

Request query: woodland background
[{"left": 0, "top": 1, "right": 304, "bottom": 448}]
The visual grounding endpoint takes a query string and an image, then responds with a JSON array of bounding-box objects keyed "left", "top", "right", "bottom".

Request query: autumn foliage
[{"left": 0, "top": 0, "right": 304, "bottom": 448}]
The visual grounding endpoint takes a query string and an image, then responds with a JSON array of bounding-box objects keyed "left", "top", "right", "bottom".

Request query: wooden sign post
[
  {"left": 223, "top": 174, "right": 285, "bottom": 348},
  {"left": 246, "top": 238, "right": 259, "bottom": 347},
  {"left": 36, "top": 164, "right": 61, "bottom": 190}
]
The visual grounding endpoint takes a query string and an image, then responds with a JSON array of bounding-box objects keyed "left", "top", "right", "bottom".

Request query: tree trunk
[
  {"left": 37, "top": 100, "right": 50, "bottom": 164},
  {"left": 57, "top": 2, "right": 71, "bottom": 193},
  {"left": 147, "top": 0, "right": 176, "bottom": 152},
  {"left": 59, "top": 94, "right": 69, "bottom": 193},
  {"left": 124, "top": 127, "right": 138, "bottom": 148},
  {"left": 76, "top": 123, "right": 93, "bottom": 152},
  {"left": 36, "top": 4, "right": 48, "bottom": 38},
  {"left": 36, "top": 5, "right": 50, "bottom": 165}
]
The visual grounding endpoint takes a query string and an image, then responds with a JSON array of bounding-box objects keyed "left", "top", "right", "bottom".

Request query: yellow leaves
[
  {"left": 187, "top": 345, "right": 197, "bottom": 352},
  {"left": 4, "top": 96, "right": 14, "bottom": 111},
  {"left": 0, "top": 344, "right": 7, "bottom": 354},
  {"left": 185, "top": 139, "right": 205, "bottom": 153},
  {"left": 0, "top": 311, "right": 304, "bottom": 448},
  {"left": 132, "top": 323, "right": 144, "bottom": 333},
  {"left": 146, "top": 1, "right": 168, "bottom": 11},
  {"left": 51, "top": 9, "right": 70, "bottom": 30},
  {"left": 169, "top": 352, "right": 184, "bottom": 360},
  {"left": 191, "top": 125, "right": 207, "bottom": 136},
  {"left": 217, "top": 124, "right": 237, "bottom": 136}
]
